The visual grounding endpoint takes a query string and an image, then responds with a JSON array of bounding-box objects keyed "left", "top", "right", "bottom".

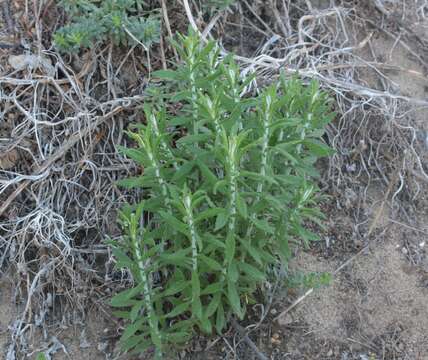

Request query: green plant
[
  {"left": 54, "top": 0, "right": 160, "bottom": 52},
  {"left": 109, "top": 31, "right": 334, "bottom": 358},
  {"left": 35, "top": 353, "right": 47, "bottom": 360},
  {"left": 287, "top": 271, "right": 332, "bottom": 289}
]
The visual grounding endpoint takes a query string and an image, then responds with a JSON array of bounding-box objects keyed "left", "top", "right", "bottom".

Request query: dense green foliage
[
  {"left": 53, "top": 0, "right": 236, "bottom": 52},
  {"left": 110, "top": 32, "right": 334, "bottom": 358},
  {"left": 54, "top": 0, "right": 160, "bottom": 52}
]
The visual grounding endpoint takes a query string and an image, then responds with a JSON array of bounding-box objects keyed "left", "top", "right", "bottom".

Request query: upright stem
[
  {"left": 228, "top": 136, "right": 238, "bottom": 238},
  {"left": 257, "top": 93, "right": 273, "bottom": 195},
  {"left": 147, "top": 147, "right": 169, "bottom": 208},
  {"left": 149, "top": 113, "right": 178, "bottom": 170},
  {"left": 221, "top": 134, "right": 239, "bottom": 273},
  {"left": 244, "top": 91, "right": 273, "bottom": 251},
  {"left": 129, "top": 214, "right": 162, "bottom": 356},
  {"left": 139, "top": 135, "right": 171, "bottom": 252},
  {"left": 187, "top": 42, "right": 199, "bottom": 139},
  {"left": 183, "top": 193, "right": 198, "bottom": 271},
  {"left": 205, "top": 96, "right": 221, "bottom": 135}
]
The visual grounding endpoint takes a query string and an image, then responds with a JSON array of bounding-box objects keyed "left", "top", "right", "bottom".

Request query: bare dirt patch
[
  {"left": 286, "top": 225, "right": 428, "bottom": 359},
  {"left": 272, "top": 2, "right": 428, "bottom": 358}
]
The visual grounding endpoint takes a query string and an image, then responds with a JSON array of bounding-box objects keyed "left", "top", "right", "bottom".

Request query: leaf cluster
[
  {"left": 110, "top": 31, "right": 334, "bottom": 358},
  {"left": 54, "top": 0, "right": 160, "bottom": 52}
]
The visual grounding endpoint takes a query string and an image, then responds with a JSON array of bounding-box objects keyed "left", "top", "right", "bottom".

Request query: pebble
[{"left": 270, "top": 308, "right": 278, "bottom": 315}]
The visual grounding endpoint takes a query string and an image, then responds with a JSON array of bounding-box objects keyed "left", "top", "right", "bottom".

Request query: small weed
[
  {"left": 54, "top": 0, "right": 160, "bottom": 52},
  {"left": 109, "top": 31, "right": 334, "bottom": 358},
  {"left": 287, "top": 271, "right": 333, "bottom": 289}
]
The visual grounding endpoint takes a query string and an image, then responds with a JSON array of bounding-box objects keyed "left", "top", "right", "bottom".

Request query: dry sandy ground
[{"left": 273, "top": 3, "right": 428, "bottom": 358}]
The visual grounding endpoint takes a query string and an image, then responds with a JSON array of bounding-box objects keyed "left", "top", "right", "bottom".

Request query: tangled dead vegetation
[{"left": 0, "top": 0, "right": 427, "bottom": 358}]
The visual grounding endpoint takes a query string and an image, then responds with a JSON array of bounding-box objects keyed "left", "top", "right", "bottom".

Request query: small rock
[
  {"left": 344, "top": 188, "right": 358, "bottom": 209},
  {"left": 8, "top": 54, "right": 55, "bottom": 76},
  {"left": 346, "top": 163, "right": 356, "bottom": 172},
  {"left": 277, "top": 314, "right": 293, "bottom": 326},
  {"left": 97, "top": 342, "right": 108, "bottom": 352},
  {"left": 270, "top": 333, "right": 281, "bottom": 345},
  {"left": 270, "top": 308, "right": 278, "bottom": 315},
  {"left": 45, "top": 292, "right": 53, "bottom": 308},
  {"left": 193, "top": 341, "right": 202, "bottom": 352},
  {"left": 80, "top": 338, "right": 91, "bottom": 349},
  {"left": 0, "top": 149, "right": 19, "bottom": 170}
]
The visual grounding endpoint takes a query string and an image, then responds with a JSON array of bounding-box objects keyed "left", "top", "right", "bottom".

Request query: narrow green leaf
[
  {"left": 240, "top": 171, "right": 278, "bottom": 186},
  {"left": 158, "top": 211, "right": 188, "bottom": 235},
  {"left": 238, "top": 237, "right": 262, "bottom": 265},
  {"left": 171, "top": 161, "right": 194, "bottom": 184},
  {"left": 150, "top": 325, "right": 162, "bottom": 349},
  {"left": 250, "top": 217, "right": 275, "bottom": 234},
  {"left": 110, "top": 283, "right": 145, "bottom": 307},
  {"left": 121, "top": 318, "right": 145, "bottom": 341},
  {"left": 278, "top": 235, "right": 291, "bottom": 260},
  {"left": 165, "top": 302, "right": 190, "bottom": 318},
  {"left": 192, "top": 296, "right": 203, "bottom": 321},
  {"left": 214, "top": 212, "right": 228, "bottom": 231},
  {"left": 113, "top": 310, "right": 132, "bottom": 320},
  {"left": 205, "top": 293, "right": 222, "bottom": 317},
  {"left": 192, "top": 272, "right": 202, "bottom": 320},
  {"left": 273, "top": 144, "right": 299, "bottom": 164},
  {"left": 169, "top": 319, "right": 194, "bottom": 331},
  {"left": 238, "top": 262, "right": 266, "bottom": 282},
  {"left": 130, "top": 300, "right": 145, "bottom": 322},
  {"left": 216, "top": 303, "right": 225, "bottom": 334},
  {"left": 163, "top": 280, "right": 189, "bottom": 297},
  {"left": 118, "top": 146, "right": 147, "bottom": 166},
  {"left": 200, "top": 282, "right": 224, "bottom": 295},
  {"left": 199, "top": 254, "right": 223, "bottom": 272},
  {"left": 192, "top": 271, "right": 201, "bottom": 298},
  {"left": 176, "top": 134, "right": 212, "bottom": 146},
  {"left": 153, "top": 69, "right": 180, "bottom": 80},
  {"left": 165, "top": 331, "right": 192, "bottom": 343},
  {"left": 160, "top": 248, "right": 192, "bottom": 266},
  {"left": 195, "top": 208, "right": 225, "bottom": 223},
  {"left": 227, "top": 280, "right": 243, "bottom": 319},
  {"left": 116, "top": 176, "right": 147, "bottom": 189},
  {"left": 200, "top": 316, "right": 212, "bottom": 334},
  {"left": 236, "top": 194, "right": 248, "bottom": 219},
  {"left": 121, "top": 334, "right": 150, "bottom": 352},
  {"left": 204, "top": 234, "right": 226, "bottom": 249},
  {"left": 112, "top": 248, "right": 133, "bottom": 268},
  {"left": 227, "top": 261, "right": 239, "bottom": 283},
  {"left": 225, "top": 233, "right": 236, "bottom": 266},
  {"left": 303, "top": 139, "right": 334, "bottom": 157},
  {"left": 213, "top": 179, "right": 228, "bottom": 194},
  {"left": 197, "top": 160, "right": 218, "bottom": 185}
]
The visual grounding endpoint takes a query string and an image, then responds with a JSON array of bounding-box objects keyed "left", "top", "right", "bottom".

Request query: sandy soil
[{"left": 270, "top": 2, "right": 428, "bottom": 359}]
